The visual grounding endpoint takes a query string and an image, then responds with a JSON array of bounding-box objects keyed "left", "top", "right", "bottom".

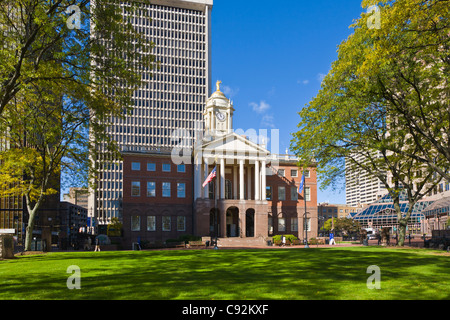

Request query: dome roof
[{"left": 206, "top": 80, "right": 232, "bottom": 108}]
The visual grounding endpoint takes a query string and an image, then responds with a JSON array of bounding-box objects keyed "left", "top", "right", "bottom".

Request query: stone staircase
[{"left": 202, "top": 236, "right": 270, "bottom": 248}]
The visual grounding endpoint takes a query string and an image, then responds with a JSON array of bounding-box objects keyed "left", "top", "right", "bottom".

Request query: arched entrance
[
  {"left": 246, "top": 209, "right": 255, "bottom": 237},
  {"left": 210, "top": 208, "right": 221, "bottom": 238},
  {"left": 226, "top": 207, "right": 239, "bottom": 237}
]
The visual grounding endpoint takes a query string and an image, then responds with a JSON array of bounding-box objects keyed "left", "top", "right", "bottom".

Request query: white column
[
  {"left": 204, "top": 159, "right": 209, "bottom": 199},
  {"left": 247, "top": 166, "right": 252, "bottom": 200},
  {"left": 220, "top": 158, "right": 225, "bottom": 200},
  {"left": 255, "top": 160, "right": 260, "bottom": 201},
  {"left": 233, "top": 165, "right": 238, "bottom": 200},
  {"left": 239, "top": 159, "right": 245, "bottom": 200},
  {"left": 261, "top": 160, "right": 266, "bottom": 201}
]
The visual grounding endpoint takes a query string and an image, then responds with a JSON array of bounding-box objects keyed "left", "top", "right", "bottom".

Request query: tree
[
  {"left": 0, "top": 0, "right": 157, "bottom": 251},
  {"left": 359, "top": 0, "right": 450, "bottom": 182},
  {"left": 107, "top": 217, "right": 122, "bottom": 237},
  {"left": 323, "top": 218, "right": 361, "bottom": 236},
  {"left": 291, "top": 0, "right": 446, "bottom": 246}
]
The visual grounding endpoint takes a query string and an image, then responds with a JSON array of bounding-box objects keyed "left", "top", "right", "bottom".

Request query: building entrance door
[
  {"left": 226, "top": 207, "right": 239, "bottom": 238},
  {"left": 246, "top": 209, "right": 255, "bottom": 237}
]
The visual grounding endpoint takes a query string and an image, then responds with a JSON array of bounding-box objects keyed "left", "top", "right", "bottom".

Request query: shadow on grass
[{"left": 1, "top": 247, "right": 449, "bottom": 300}]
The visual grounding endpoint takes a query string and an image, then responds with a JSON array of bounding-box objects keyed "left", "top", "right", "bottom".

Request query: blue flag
[{"left": 298, "top": 174, "right": 305, "bottom": 194}]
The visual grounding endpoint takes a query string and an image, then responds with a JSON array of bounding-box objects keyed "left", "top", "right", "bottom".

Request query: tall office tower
[
  {"left": 89, "top": 0, "right": 213, "bottom": 228},
  {"left": 345, "top": 152, "right": 387, "bottom": 207}
]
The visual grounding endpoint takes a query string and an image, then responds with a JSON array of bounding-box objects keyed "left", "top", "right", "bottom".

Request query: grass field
[{"left": 1, "top": 246, "right": 449, "bottom": 300}]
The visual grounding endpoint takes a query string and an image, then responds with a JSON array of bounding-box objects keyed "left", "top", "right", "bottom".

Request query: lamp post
[
  {"left": 304, "top": 192, "right": 309, "bottom": 249},
  {"left": 304, "top": 210, "right": 309, "bottom": 249}
]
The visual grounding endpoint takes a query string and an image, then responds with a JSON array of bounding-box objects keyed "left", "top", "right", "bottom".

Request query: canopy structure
[
  {"left": 351, "top": 192, "right": 435, "bottom": 233},
  {"left": 422, "top": 196, "right": 450, "bottom": 218}
]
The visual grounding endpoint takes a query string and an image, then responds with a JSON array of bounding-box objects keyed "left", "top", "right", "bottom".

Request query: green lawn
[{"left": 1, "top": 246, "right": 449, "bottom": 300}]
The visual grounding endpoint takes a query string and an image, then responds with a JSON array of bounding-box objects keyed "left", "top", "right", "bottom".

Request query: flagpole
[
  {"left": 214, "top": 159, "right": 218, "bottom": 250},
  {"left": 214, "top": 180, "right": 218, "bottom": 250},
  {"left": 303, "top": 174, "right": 309, "bottom": 248},
  {"left": 204, "top": 165, "right": 218, "bottom": 249},
  {"left": 304, "top": 193, "right": 309, "bottom": 248}
]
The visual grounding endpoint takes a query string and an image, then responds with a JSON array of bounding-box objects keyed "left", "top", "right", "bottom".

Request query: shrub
[{"left": 273, "top": 234, "right": 298, "bottom": 243}]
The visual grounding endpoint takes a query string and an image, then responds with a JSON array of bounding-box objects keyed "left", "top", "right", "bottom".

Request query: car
[{"left": 367, "top": 234, "right": 377, "bottom": 240}]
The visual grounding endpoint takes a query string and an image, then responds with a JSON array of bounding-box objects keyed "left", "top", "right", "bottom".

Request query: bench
[
  {"left": 291, "top": 240, "right": 302, "bottom": 246},
  {"left": 188, "top": 241, "right": 206, "bottom": 248},
  {"left": 166, "top": 242, "right": 186, "bottom": 249}
]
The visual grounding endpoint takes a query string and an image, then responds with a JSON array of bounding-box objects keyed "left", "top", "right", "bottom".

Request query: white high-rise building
[
  {"left": 89, "top": 0, "right": 213, "bottom": 227},
  {"left": 345, "top": 152, "right": 387, "bottom": 207}
]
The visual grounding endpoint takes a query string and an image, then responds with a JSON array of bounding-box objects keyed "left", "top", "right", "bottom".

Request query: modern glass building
[
  {"left": 89, "top": 0, "right": 214, "bottom": 227},
  {"left": 351, "top": 192, "right": 435, "bottom": 234}
]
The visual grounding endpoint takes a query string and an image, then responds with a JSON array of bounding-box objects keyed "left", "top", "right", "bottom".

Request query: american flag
[{"left": 203, "top": 167, "right": 217, "bottom": 188}]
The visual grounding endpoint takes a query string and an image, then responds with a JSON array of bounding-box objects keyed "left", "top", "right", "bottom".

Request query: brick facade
[
  {"left": 122, "top": 151, "right": 318, "bottom": 248},
  {"left": 266, "top": 162, "right": 318, "bottom": 240},
  {"left": 122, "top": 152, "right": 194, "bottom": 248}
]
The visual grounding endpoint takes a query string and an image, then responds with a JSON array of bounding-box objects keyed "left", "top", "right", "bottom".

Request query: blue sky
[{"left": 210, "top": 0, "right": 366, "bottom": 204}]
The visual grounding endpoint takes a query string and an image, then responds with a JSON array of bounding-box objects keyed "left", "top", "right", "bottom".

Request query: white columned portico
[
  {"left": 255, "top": 160, "right": 260, "bottom": 201},
  {"left": 239, "top": 159, "right": 245, "bottom": 200}
]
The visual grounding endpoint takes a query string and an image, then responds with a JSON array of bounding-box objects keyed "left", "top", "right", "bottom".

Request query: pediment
[{"left": 196, "top": 132, "right": 269, "bottom": 157}]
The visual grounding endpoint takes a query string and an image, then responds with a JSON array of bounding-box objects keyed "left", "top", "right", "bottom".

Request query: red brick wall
[
  {"left": 266, "top": 164, "right": 318, "bottom": 239},
  {"left": 122, "top": 153, "right": 194, "bottom": 248}
]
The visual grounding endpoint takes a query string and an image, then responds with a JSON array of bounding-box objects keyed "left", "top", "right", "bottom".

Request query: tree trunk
[
  {"left": 398, "top": 219, "right": 407, "bottom": 247},
  {"left": 393, "top": 194, "right": 404, "bottom": 246},
  {"left": 24, "top": 210, "right": 37, "bottom": 251},
  {"left": 24, "top": 191, "right": 44, "bottom": 251}
]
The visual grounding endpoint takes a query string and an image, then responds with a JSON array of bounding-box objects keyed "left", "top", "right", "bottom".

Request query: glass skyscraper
[{"left": 89, "top": 0, "right": 213, "bottom": 226}]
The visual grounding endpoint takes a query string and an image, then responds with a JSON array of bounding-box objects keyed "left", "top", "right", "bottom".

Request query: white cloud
[
  {"left": 317, "top": 73, "right": 326, "bottom": 83},
  {"left": 261, "top": 114, "right": 276, "bottom": 129},
  {"left": 298, "top": 80, "right": 309, "bottom": 85},
  {"left": 221, "top": 85, "right": 239, "bottom": 98},
  {"left": 250, "top": 100, "right": 271, "bottom": 114}
]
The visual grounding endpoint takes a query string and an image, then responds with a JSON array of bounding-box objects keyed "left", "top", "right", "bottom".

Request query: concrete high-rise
[
  {"left": 345, "top": 152, "right": 387, "bottom": 207},
  {"left": 89, "top": 0, "right": 213, "bottom": 228}
]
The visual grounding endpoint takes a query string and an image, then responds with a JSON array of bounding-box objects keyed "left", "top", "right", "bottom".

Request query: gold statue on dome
[{"left": 216, "top": 80, "right": 222, "bottom": 92}]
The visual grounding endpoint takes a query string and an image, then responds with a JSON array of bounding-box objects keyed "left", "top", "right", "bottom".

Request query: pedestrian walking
[
  {"left": 94, "top": 237, "right": 101, "bottom": 252},
  {"left": 329, "top": 232, "right": 336, "bottom": 245}
]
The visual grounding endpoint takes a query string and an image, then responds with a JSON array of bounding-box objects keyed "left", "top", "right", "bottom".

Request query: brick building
[
  {"left": 122, "top": 150, "right": 194, "bottom": 247},
  {"left": 267, "top": 159, "right": 318, "bottom": 239},
  {"left": 121, "top": 82, "right": 318, "bottom": 248}
]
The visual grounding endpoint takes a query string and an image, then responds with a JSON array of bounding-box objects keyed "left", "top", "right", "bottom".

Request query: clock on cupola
[{"left": 204, "top": 80, "right": 235, "bottom": 136}]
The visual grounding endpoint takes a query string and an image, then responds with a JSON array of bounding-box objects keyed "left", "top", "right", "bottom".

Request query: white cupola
[{"left": 204, "top": 80, "right": 235, "bottom": 136}]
